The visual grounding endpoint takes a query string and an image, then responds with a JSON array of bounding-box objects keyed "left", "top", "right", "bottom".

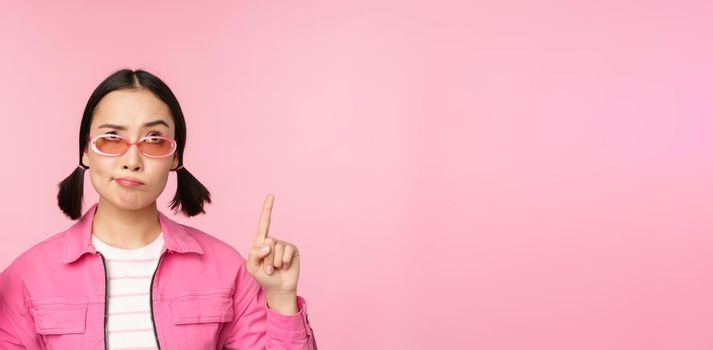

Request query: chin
[{"left": 105, "top": 194, "right": 156, "bottom": 211}]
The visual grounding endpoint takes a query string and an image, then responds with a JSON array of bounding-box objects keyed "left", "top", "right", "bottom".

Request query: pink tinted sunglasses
[{"left": 87, "top": 133, "right": 177, "bottom": 158}]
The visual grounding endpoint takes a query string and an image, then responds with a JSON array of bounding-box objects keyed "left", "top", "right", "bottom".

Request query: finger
[
  {"left": 283, "top": 244, "right": 296, "bottom": 269},
  {"left": 254, "top": 194, "right": 275, "bottom": 247},
  {"left": 263, "top": 237, "right": 276, "bottom": 274},
  {"left": 273, "top": 241, "right": 285, "bottom": 269},
  {"left": 246, "top": 245, "right": 271, "bottom": 274}
]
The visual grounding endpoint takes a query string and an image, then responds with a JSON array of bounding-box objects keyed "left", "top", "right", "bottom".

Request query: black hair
[{"left": 57, "top": 68, "right": 211, "bottom": 220}]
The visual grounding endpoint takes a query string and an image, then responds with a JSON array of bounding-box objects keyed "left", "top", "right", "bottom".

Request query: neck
[{"left": 92, "top": 198, "right": 162, "bottom": 249}]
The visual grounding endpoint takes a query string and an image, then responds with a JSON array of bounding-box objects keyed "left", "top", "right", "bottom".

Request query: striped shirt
[{"left": 92, "top": 232, "right": 164, "bottom": 350}]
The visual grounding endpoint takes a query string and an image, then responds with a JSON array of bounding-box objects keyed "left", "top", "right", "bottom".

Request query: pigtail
[
  {"left": 169, "top": 166, "right": 211, "bottom": 217},
  {"left": 57, "top": 166, "right": 87, "bottom": 220}
]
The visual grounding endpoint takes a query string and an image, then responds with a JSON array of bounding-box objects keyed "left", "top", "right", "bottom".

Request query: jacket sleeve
[
  {"left": 219, "top": 262, "right": 318, "bottom": 350},
  {"left": 0, "top": 269, "right": 39, "bottom": 349}
]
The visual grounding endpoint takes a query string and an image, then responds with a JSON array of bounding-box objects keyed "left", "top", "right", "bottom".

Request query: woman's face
[{"left": 81, "top": 88, "right": 179, "bottom": 211}]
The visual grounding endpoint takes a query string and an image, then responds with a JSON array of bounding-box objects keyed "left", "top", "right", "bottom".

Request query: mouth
[{"left": 114, "top": 177, "right": 145, "bottom": 187}]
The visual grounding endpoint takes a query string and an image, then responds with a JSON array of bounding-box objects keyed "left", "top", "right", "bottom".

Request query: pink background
[{"left": 1, "top": 1, "right": 712, "bottom": 349}]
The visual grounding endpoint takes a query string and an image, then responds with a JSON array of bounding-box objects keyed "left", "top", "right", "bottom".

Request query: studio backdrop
[{"left": 1, "top": 1, "right": 712, "bottom": 349}]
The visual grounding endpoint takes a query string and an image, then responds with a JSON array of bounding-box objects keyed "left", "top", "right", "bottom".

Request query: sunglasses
[{"left": 88, "top": 133, "right": 177, "bottom": 158}]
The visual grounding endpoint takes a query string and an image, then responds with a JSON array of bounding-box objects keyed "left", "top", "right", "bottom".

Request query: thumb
[{"left": 246, "top": 245, "right": 271, "bottom": 274}]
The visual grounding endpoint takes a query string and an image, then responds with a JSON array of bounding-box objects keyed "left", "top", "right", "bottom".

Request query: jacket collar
[{"left": 62, "top": 202, "right": 203, "bottom": 264}]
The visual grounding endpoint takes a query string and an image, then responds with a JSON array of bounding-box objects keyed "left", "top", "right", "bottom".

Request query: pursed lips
[{"left": 114, "top": 177, "right": 144, "bottom": 185}]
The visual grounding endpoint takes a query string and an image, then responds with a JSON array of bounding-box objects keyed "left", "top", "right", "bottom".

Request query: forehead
[{"left": 91, "top": 88, "right": 174, "bottom": 131}]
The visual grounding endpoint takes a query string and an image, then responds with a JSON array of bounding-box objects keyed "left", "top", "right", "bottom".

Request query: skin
[
  {"left": 81, "top": 88, "right": 300, "bottom": 315},
  {"left": 247, "top": 194, "right": 300, "bottom": 314}
]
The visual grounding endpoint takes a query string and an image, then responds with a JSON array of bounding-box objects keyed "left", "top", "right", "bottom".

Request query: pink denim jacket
[{"left": 0, "top": 203, "right": 318, "bottom": 349}]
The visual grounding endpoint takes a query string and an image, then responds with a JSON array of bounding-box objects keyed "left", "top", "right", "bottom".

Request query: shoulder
[
  {"left": 0, "top": 228, "right": 73, "bottom": 294},
  {"left": 2, "top": 229, "right": 69, "bottom": 275},
  {"left": 178, "top": 224, "right": 247, "bottom": 265}
]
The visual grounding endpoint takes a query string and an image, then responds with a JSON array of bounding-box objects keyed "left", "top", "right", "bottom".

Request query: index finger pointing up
[{"left": 254, "top": 194, "right": 275, "bottom": 247}]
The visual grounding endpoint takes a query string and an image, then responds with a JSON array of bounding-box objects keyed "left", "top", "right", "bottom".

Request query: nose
[{"left": 121, "top": 142, "right": 143, "bottom": 171}]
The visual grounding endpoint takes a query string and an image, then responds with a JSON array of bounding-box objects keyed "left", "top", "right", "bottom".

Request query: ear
[
  {"left": 81, "top": 148, "right": 90, "bottom": 168},
  {"left": 171, "top": 154, "right": 179, "bottom": 170}
]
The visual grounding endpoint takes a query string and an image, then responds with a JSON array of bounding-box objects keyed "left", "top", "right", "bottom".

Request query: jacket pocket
[
  {"left": 169, "top": 289, "right": 234, "bottom": 324},
  {"left": 30, "top": 300, "right": 87, "bottom": 350},
  {"left": 168, "top": 290, "right": 234, "bottom": 349}
]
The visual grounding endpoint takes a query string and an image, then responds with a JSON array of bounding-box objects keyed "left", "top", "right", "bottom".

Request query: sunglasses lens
[
  {"left": 93, "top": 135, "right": 175, "bottom": 157},
  {"left": 139, "top": 137, "right": 174, "bottom": 157},
  {"left": 95, "top": 135, "right": 128, "bottom": 155}
]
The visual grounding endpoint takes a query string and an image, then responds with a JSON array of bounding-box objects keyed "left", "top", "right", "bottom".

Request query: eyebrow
[{"left": 98, "top": 119, "right": 170, "bottom": 130}]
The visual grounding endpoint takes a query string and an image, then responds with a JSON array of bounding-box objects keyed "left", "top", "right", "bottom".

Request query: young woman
[{"left": 0, "top": 69, "right": 318, "bottom": 349}]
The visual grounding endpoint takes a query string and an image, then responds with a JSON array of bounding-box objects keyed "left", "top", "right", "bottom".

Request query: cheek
[
  {"left": 88, "top": 155, "right": 116, "bottom": 179},
  {"left": 139, "top": 159, "right": 173, "bottom": 189},
  {"left": 86, "top": 156, "right": 117, "bottom": 197},
  {"left": 147, "top": 162, "right": 172, "bottom": 184}
]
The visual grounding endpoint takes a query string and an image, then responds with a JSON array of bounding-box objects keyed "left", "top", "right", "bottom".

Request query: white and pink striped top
[{"left": 92, "top": 232, "right": 164, "bottom": 350}]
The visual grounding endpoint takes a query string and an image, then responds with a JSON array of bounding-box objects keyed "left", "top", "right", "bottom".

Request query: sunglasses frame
[{"left": 87, "top": 133, "right": 178, "bottom": 158}]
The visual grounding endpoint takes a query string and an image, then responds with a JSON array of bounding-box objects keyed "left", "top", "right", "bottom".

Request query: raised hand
[{"left": 246, "top": 194, "right": 300, "bottom": 311}]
